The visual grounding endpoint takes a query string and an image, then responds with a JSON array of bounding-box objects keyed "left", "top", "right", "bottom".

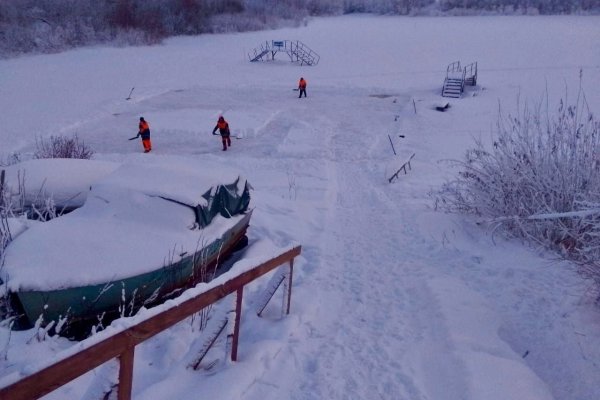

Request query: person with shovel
[
  {"left": 298, "top": 77, "right": 307, "bottom": 98},
  {"left": 133, "top": 117, "right": 152, "bottom": 153},
  {"left": 212, "top": 115, "right": 231, "bottom": 151}
]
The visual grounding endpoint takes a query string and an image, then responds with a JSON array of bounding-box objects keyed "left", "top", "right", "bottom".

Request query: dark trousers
[
  {"left": 141, "top": 132, "right": 151, "bottom": 152},
  {"left": 299, "top": 88, "right": 307, "bottom": 98},
  {"left": 222, "top": 135, "right": 231, "bottom": 149}
]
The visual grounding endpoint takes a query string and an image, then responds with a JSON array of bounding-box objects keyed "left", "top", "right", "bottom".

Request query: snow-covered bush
[
  {"left": 34, "top": 134, "right": 94, "bottom": 160},
  {"left": 435, "top": 87, "right": 600, "bottom": 286}
]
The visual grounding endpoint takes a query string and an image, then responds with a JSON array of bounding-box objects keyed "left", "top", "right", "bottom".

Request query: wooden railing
[{"left": 0, "top": 245, "right": 302, "bottom": 400}]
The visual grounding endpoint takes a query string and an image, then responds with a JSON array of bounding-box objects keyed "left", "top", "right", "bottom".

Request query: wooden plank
[
  {"left": 286, "top": 260, "right": 294, "bottom": 315},
  {"left": 190, "top": 316, "right": 229, "bottom": 370},
  {"left": 117, "top": 347, "right": 135, "bottom": 400},
  {"left": 0, "top": 335, "right": 135, "bottom": 400},
  {"left": 231, "top": 287, "right": 243, "bottom": 362},
  {"left": 256, "top": 268, "right": 286, "bottom": 317},
  {"left": 0, "top": 246, "right": 301, "bottom": 400}
]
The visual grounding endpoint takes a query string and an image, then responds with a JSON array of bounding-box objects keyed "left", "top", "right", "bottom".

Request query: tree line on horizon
[{"left": 0, "top": 0, "right": 598, "bottom": 57}]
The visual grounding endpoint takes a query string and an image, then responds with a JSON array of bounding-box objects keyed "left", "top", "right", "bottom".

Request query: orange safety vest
[
  {"left": 217, "top": 120, "right": 228, "bottom": 130},
  {"left": 139, "top": 120, "right": 149, "bottom": 133},
  {"left": 299, "top": 79, "right": 307, "bottom": 89}
]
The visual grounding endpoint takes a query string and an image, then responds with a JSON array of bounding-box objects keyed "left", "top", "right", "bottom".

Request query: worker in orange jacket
[
  {"left": 298, "top": 77, "right": 307, "bottom": 98},
  {"left": 138, "top": 117, "right": 152, "bottom": 153},
  {"left": 212, "top": 116, "right": 231, "bottom": 151}
]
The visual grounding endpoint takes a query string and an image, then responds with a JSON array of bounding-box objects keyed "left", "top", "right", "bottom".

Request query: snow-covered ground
[{"left": 1, "top": 15, "right": 600, "bottom": 400}]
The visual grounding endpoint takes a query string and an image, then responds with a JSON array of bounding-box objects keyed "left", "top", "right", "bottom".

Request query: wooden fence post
[
  {"left": 231, "top": 287, "right": 244, "bottom": 362},
  {"left": 286, "top": 259, "right": 294, "bottom": 315},
  {"left": 387, "top": 135, "right": 397, "bottom": 156},
  {"left": 117, "top": 347, "right": 135, "bottom": 400}
]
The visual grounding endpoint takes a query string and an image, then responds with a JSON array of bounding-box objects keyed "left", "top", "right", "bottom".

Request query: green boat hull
[{"left": 10, "top": 211, "right": 252, "bottom": 337}]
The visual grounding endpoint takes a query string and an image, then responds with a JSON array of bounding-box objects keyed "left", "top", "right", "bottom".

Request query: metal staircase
[
  {"left": 464, "top": 62, "right": 478, "bottom": 86},
  {"left": 441, "top": 61, "right": 478, "bottom": 98},
  {"left": 442, "top": 61, "right": 465, "bottom": 98},
  {"left": 248, "top": 40, "right": 320, "bottom": 66}
]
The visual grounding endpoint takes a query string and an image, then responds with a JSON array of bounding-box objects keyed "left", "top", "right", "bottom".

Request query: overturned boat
[{"left": 1, "top": 157, "right": 252, "bottom": 337}]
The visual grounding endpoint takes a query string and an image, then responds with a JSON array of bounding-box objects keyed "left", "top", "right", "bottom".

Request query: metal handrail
[
  {"left": 446, "top": 61, "right": 461, "bottom": 74},
  {"left": 463, "top": 61, "right": 478, "bottom": 85},
  {"left": 248, "top": 40, "right": 319, "bottom": 65}
]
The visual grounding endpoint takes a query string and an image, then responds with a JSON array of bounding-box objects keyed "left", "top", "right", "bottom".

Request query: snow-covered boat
[
  {"left": 1, "top": 158, "right": 120, "bottom": 217},
  {"left": 1, "top": 157, "right": 252, "bottom": 337}
]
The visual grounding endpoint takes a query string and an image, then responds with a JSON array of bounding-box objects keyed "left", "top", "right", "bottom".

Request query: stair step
[{"left": 250, "top": 49, "right": 270, "bottom": 62}]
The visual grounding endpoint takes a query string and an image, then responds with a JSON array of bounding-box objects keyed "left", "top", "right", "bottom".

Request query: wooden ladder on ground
[{"left": 248, "top": 40, "right": 320, "bottom": 66}]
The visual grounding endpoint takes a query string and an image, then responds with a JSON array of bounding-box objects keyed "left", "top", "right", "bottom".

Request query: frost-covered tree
[
  {"left": 435, "top": 83, "right": 600, "bottom": 286},
  {"left": 0, "top": 0, "right": 599, "bottom": 57}
]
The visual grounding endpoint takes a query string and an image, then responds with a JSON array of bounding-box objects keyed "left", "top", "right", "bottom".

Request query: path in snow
[
  {"left": 227, "top": 82, "right": 595, "bottom": 399},
  {"left": 229, "top": 88, "right": 469, "bottom": 400}
]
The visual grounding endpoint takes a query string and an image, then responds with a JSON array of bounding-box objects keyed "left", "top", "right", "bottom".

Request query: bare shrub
[
  {"left": 34, "top": 134, "right": 94, "bottom": 160},
  {"left": 434, "top": 85, "right": 600, "bottom": 286},
  {"left": 0, "top": 170, "right": 10, "bottom": 265},
  {"left": 0, "top": 162, "right": 75, "bottom": 328},
  {"left": 0, "top": 170, "right": 13, "bottom": 320}
]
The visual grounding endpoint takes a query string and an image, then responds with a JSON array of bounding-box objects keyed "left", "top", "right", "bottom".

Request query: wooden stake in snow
[
  {"left": 388, "top": 134, "right": 397, "bottom": 156},
  {"left": 125, "top": 87, "right": 134, "bottom": 100}
]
